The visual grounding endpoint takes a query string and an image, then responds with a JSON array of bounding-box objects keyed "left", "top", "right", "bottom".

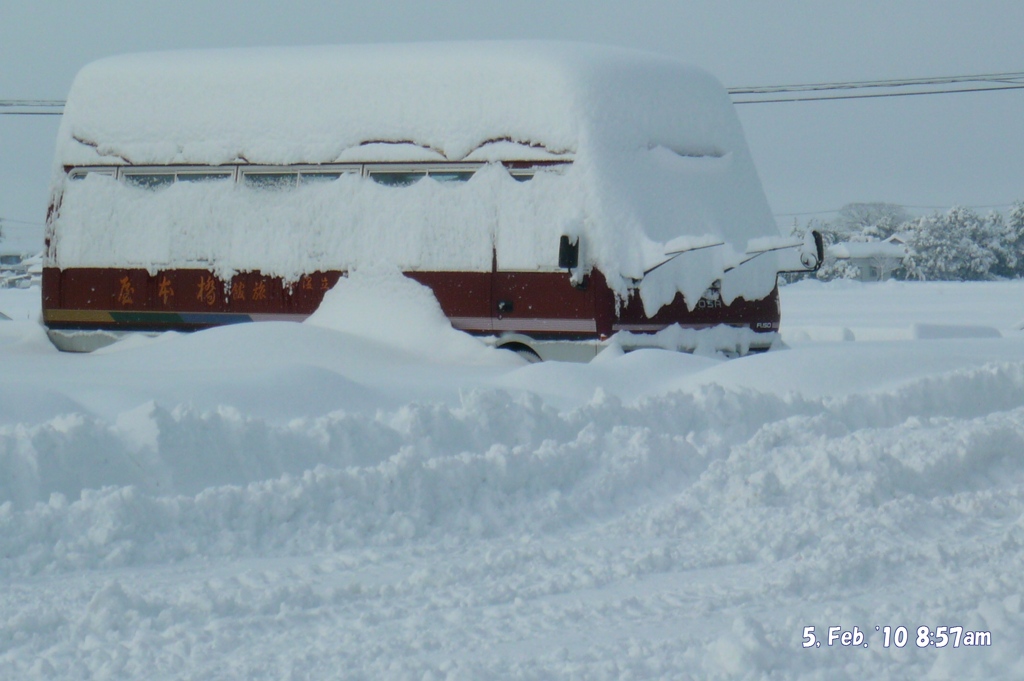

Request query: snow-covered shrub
[
  {"left": 785, "top": 202, "right": 1024, "bottom": 283},
  {"left": 990, "top": 201, "right": 1024, "bottom": 278},
  {"left": 813, "top": 256, "right": 862, "bottom": 282},
  {"left": 906, "top": 207, "right": 1000, "bottom": 281}
]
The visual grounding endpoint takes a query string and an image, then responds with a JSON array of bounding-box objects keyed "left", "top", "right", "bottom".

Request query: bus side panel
[
  {"left": 43, "top": 265, "right": 779, "bottom": 348},
  {"left": 43, "top": 267, "right": 495, "bottom": 333},
  {"left": 41, "top": 267, "right": 62, "bottom": 312},
  {"left": 42, "top": 267, "right": 315, "bottom": 331},
  {"left": 608, "top": 283, "right": 781, "bottom": 336},
  {"left": 404, "top": 271, "right": 493, "bottom": 334},
  {"left": 491, "top": 271, "right": 597, "bottom": 339}
]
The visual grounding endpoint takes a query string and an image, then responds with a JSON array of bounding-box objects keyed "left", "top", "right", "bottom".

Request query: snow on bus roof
[
  {"left": 60, "top": 42, "right": 731, "bottom": 166},
  {"left": 52, "top": 42, "right": 781, "bottom": 308}
]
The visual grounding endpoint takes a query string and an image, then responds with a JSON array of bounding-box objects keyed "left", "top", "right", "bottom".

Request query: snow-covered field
[{"left": 2, "top": 277, "right": 1024, "bottom": 679}]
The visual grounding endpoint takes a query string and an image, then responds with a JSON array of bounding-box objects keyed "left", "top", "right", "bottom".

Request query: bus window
[
  {"left": 299, "top": 171, "right": 349, "bottom": 185},
  {"left": 123, "top": 173, "right": 174, "bottom": 190},
  {"left": 369, "top": 171, "right": 426, "bottom": 187},
  {"left": 428, "top": 170, "right": 475, "bottom": 183},
  {"left": 177, "top": 171, "right": 233, "bottom": 183},
  {"left": 507, "top": 163, "right": 569, "bottom": 182},
  {"left": 68, "top": 168, "right": 115, "bottom": 181},
  {"left": 243, "top": 172, "right": 299, "bottom": 190}
]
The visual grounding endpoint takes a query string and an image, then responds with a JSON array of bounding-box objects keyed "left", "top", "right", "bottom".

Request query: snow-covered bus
[{"left": 43, "top": 42, "right": 820, "bottom": 358}]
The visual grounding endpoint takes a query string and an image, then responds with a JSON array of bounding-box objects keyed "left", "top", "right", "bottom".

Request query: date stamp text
[{"left": 802, "top": 625, "right": 991, "bottom": 649}]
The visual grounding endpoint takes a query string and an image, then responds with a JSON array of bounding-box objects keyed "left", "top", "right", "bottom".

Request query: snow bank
[
  {"left": 911, "top": 323, "right": 1001, "bottom": 339},
  {"left": 3, "top": 363, "right": 1024, "bottom": 678},
  {"left": 779, "top": 279, "right": 1024, "bottom": 332},
  {"left": 5, "top": 283, "right": 1024, "bottom": 678},
  {"left": 304, "top": 266, "right": 500, "bottom": 363},
  {"left": 0, "top": 287, "right": 42, "bottom": 323},
  {"left": 51, "top": 42, "right": 781, "bottom": 308}
]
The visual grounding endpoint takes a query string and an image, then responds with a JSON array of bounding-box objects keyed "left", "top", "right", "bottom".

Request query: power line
[
  {"left": 734, "top": 83, "right": 1024, "bottom": 104},
  {"left": 0, "top": 217, "right": 46, "bottom": 227},
  {"left": 775, "top": 210, "right": 842, "bottom": 217},
  {"left": 3, "top": 69, "right": 1024, "bottom": 115},
  {"left": 0, "top": 100, "right": 64, "bottom": 107},
  {"left": 729, "top": 71, "right": 1024, "bottom": 95},
  {"left": 730, "top": 70, "right": 1024, "bottom": 103},
  {"left": 778, "top": 200, "right": 1019, "bottom": 216},
  {"left": 0, "top": 99, "right": 65, "bottom": 116}
]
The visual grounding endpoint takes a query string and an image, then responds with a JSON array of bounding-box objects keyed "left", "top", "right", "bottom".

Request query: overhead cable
[
  {"left": 734, "top": 83, "right": 1024, "bottom": 104},
  {"left": 729, "top": 71, "right": 1024, "bottom": 94},
  {"left": 0, "top": 99, "right": 65, "bottom": 116},
  {"left": 3, "top": 70, "right": 1024, "bottom": 115},
  {"left": 729, "top": 71, "right": 1024, "bottom": 104}
]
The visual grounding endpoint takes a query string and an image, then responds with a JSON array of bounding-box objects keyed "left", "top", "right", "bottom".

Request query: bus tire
[{"left": 499, "top": 342, "right": 542, "bottom": 363}]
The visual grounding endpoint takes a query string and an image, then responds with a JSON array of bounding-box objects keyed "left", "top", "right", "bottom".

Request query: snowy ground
[{"left": 2, "top": 277, "right": 1024, "bottom": 680}]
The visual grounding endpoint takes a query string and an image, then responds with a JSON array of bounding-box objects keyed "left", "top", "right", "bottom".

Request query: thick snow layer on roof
[
  {"left": 51, "top": 42, "right": 781, "bottom": 306},
  {"left": 57, "top": 42, "right": 736, "bottom": 168}
]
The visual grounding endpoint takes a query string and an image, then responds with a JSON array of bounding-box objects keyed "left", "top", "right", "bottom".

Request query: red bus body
[
  {"left": 42, "top": 265, "right": 779, "bottom": 358},
  {"left": 43, "top": 44, "right": 807, "bottom": 358}
]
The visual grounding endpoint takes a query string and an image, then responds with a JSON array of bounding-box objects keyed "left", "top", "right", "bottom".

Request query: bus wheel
[{"left": 499, "top": 342, "right": 542, "bottom": 363}]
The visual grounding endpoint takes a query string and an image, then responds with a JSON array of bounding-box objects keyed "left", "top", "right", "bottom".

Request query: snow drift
[
  {"left": 304, "top": 266, "right": 503, "bottom": 364},
  {"left": 3, "top": 281, "right": 1024, "bottom": 678}
]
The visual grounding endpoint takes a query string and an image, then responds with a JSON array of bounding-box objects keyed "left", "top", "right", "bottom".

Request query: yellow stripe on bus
[{"left": 43, "top": 309, "right": 116, "bottom": 323}]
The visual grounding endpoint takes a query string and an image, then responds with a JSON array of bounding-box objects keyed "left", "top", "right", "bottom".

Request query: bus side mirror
[
  {"left": 558, "top": 235, "right": 579, "bottom": 270},
  {"left": 799, "top": 230, "right": 825, "bottom": 271}
]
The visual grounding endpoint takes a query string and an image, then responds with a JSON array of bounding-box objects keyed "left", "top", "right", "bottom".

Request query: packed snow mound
[
  {"left": 51, "top": 41, "right": 781, "bottom": 307},
  {"left": 304, "top": 267, "right": 501, "bottom": 364}
]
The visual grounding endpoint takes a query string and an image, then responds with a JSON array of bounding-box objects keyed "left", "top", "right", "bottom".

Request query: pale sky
[{"left": 3, "top": 1, "right": 1023, "bottom": 248}]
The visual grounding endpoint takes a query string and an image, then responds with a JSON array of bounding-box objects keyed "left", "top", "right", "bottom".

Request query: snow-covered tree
[
  {"left": 991, "top": 201, "right": 1024, "bottom": 278},
  {"left": 906, "top": 207, "right": 998, "bottom": 281},
  {"left": 834, "top": 202, "right": 911, "bottom": 241},
  {"left": 784, "top": 201, "right": 1024, "bottom": 282},
  {"left": 813, "top": 256, "right": 861, "bottom": 282}
]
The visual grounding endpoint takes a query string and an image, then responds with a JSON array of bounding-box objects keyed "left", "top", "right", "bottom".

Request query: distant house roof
[
  {"left": 828, "top": 240, "right": 909, "bottom": 260},
  {"left": 0, "top": 246, "right": 34, "bottom": 258}
]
